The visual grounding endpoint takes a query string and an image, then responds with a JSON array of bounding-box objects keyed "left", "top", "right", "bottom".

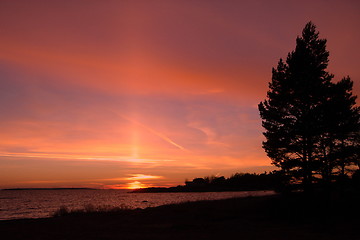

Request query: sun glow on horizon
[
  {"left": 102, "top": 174, "right": 164, "bottom": 190},
  {"left": 127, "top": 181, "right": 147, "bottom": 189}
]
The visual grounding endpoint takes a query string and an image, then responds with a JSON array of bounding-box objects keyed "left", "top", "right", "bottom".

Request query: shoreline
[
  {"left": 1, "top": 192, "right": 359, "bottom": 240},
  {"left": 0, "top": 189, "right": 276, "bottom": 221}
]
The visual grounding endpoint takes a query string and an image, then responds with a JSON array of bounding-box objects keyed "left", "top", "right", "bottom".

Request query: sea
[{"left": 0, "top": 189, "right": 275, "bottom": 220}]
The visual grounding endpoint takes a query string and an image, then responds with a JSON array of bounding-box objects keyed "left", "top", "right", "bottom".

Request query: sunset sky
[{"left": 1, "top": 0, "right": 359, "bottom": 189}]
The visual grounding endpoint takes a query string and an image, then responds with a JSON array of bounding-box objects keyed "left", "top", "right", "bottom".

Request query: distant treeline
[{"left": 131, "top": 171, "right": 288, "bottom": 193}]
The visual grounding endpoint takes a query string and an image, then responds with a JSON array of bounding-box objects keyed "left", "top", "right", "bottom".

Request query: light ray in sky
[{"left": 117, "top": 114, "right": 188, "bottom": 152}]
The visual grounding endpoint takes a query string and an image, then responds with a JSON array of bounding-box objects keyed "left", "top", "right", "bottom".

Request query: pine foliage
[{"left": 258, "top": 22, "right": 360, "bottom": 188}]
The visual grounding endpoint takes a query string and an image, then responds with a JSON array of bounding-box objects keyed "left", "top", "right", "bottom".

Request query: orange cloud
[{"left": 124, "top": 174, "right": 163, "bottom": 181}]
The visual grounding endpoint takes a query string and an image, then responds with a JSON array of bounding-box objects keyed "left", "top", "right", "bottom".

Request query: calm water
[{"left": 0, "top": 189, "right": 275, "bottom": 220}]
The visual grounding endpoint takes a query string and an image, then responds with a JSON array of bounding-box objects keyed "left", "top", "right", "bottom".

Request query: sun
[{"left": 127, "top": 181, "right": 146, "bottom": 189}]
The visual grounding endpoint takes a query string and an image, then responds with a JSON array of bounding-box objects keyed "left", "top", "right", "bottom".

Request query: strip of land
[
  {"left": 1, "top": 192, "right": 359, "bottom": 240},
  {"left": 2, "top": 188, "right": 96, "bottom": 191}
]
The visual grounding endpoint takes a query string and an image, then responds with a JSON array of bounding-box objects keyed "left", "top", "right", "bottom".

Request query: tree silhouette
[
  {"left": 319, "top": 77, "right": 360, "bottom": 181},
  {"left": 258, "top": 22, "right": 360, "bottom": 191}
]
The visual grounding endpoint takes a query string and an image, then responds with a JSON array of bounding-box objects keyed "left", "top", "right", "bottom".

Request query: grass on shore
[{"left": 52, "top": 203, "right": 133, "bottom": 217}]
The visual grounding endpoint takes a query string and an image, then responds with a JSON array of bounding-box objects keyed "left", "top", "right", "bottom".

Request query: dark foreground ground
[{"left": 1, "top": 191, "right": 359, "bottom": 240}]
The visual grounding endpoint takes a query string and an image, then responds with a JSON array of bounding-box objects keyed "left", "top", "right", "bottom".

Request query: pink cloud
[{"left": 0, "top": 0, "right": 359, "bottom": 188}]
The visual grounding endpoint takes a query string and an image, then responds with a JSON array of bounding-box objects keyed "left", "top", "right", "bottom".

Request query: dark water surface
[{"left": 0, "top": 189, "right": 275, "bottom": 220}]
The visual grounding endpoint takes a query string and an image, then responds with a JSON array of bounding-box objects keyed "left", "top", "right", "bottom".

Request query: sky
[{"left": 1, "top": 0, "right": 359, "bottom": 189}]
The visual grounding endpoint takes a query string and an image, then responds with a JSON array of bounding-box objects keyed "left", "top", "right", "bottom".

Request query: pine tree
[
  {"left": 258, "top": 22, "right": 359, "bottom": 190},
  {"left": 320, "top": 77, "right": 360, "bottom": 179}
]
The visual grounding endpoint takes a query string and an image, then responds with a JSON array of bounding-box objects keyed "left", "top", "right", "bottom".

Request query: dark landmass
[
  {"left": 131, "top": 172, "right": 288, "bottom": 193},
  {"left": 130, "top": 186, "right": 276, "bottom": 193},
  {"left": 2, "top": 188, "right": 96, "bottom": 191},
  {"left": 1, "top": 191, "right": 359, "bottom": 240}
]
